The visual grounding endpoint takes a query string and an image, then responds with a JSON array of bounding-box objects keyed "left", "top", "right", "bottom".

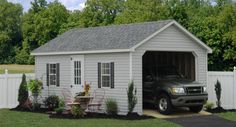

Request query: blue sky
[{"left": 8, "top": 0, "right": 86, "bottom": 12}]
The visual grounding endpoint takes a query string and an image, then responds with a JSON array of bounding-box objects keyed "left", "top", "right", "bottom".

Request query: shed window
[
  {"left": 74, "top": 61, "right": 81, "bottom": 85},
  {"left": 101, "top": 63, "right": 111, "bottom": 87},
  {"left": 46, "top": 63, "right": 60, "bottom": 86}
]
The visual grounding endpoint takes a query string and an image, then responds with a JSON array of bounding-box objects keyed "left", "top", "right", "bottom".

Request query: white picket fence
[
  {"left": 0, "top": 71, "right": 34, "bottom": 109},
  {"left": 207, "top": 67, "right": 236, "bottom": 109},
  {"left": 1, "top": 68, "right": 236, "bottom": 110}
]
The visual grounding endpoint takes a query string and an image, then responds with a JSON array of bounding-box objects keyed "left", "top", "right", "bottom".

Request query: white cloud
[
  {"left": 7, "top": 0, "right": 86, "bottom": 12},
  {"left": 58, "top": 0, "right": 86, "bottom": 11}
]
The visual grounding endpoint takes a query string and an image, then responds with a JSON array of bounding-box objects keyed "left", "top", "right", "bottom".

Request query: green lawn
[
  {"left": 217, "top": 112, "right": 236, "bottom": 122},
  {"left": 0, "top": 64, "right": 34, "bottom": 74},
  {"left": 0, "top": 109, "right": 181, "bottom": 127}
]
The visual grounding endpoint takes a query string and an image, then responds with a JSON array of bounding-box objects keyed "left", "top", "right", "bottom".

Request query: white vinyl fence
[
  {"left": 0, "top": 70, "right": 34, "bottom": 109},
  {"left": 1, "top": 68, "right": 236, "bottom": 110},
  {"left": 207, "top": 67, "right": 236, "bottom": 109}
]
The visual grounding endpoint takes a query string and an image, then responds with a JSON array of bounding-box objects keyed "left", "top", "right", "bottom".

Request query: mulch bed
[
  {"left": 11, "top": 107, "right": 51, "bottom": 114},
  {"left": 49, "top": 112, "right": 154, "bottom": 120},
  {"left": 206, "top": 107, "right": 236, "bottom": 113},
  {"left": 11, "top": 107, "right": 154, "bottom": 120}
]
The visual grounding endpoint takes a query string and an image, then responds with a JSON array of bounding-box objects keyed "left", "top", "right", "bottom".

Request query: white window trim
[
  {"left": 74, "top": 61, "right": 82, "bottom": 85},
  {"left": 71, "top": 55, "right": 84, "bottom": 86},
  {"left": 101, "top": 62, "right": 111, "bottom": 88},
  {"left": 48, "top": 63, "right": 57, "bottom": 86}
]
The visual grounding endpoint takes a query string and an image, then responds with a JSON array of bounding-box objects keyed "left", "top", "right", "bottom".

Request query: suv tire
[
  {"left": 157, "top": 94, "right": 172, "bottom": 115},
  {"left": 189, "top": 105, "right": 203, "bottom": 113}
]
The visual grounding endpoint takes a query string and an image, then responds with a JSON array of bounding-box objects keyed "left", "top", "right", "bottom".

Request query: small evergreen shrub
[
  {"left": 127, "top": 81, "right": 137, "bottom": 113},
  {"left": 18, "top": 74, "right": 29, "bottom": 107},
  {"left": 44, "top": 95, "right": 60, "bottom": 110},
  {"left": 105, "top": 98, "right": 118, "bottom": 115},
  {"left": 215, "top": 80, "right": 222, "bottom": 108},
  {"left": 71, "top": 105, "right": 84, "bottom": 117}
]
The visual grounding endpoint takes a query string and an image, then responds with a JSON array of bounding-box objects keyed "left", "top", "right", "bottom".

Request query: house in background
[{"left": 31, "top": 20, "right": 212, "bottom": 115}]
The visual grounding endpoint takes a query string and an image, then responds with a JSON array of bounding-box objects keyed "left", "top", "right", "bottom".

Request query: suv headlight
[
  {"left": 171, "top": 87, "right": 185, "bottom": 94},
  {"left": 203, "top": 86, "right": 207, "bottom": 92}
]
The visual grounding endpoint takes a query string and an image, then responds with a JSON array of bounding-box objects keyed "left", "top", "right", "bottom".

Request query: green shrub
[
  {"left": 71, "top": 105, "right": 84, "bottom": 117},
  {"left": 54, "top": 99, "right": 65, "bottom": 114},
  {"left": 215, "top": 80, "right": 222, "bottom": 107},
  {"left": 55, "top": 107, "right": 64, "bottom": 114},
  {"left": 18, "top": 74, "right": 29, "bottom": 106},
  {"left": 204, "top": 102, "right": 214, "bottom": 110},
  {"left": 44, "top": 95, "right": 60, "bottom": 110},
  {"left": 127, "top": 81, "right": 137, "bottom": 113},
  {"left": 27, "top": 79, "right": 42, "bottom": 94},
  {"left": 105, "top": 98, "right": 118, "bottom": 115}
]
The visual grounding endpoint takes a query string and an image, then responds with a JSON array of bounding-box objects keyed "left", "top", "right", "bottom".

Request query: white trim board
[{"left": 31, "top": 49, "right": 132, "bottom": 56}]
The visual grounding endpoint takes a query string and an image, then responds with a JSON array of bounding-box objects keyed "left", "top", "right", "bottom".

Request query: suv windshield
[{"left": 157, "top": 66, "right": 180, "bottom": 78}]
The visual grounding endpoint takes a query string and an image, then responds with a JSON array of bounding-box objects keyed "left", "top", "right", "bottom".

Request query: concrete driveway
[{"left": 143, "top": 108, "right": 211, "bottom": 119}]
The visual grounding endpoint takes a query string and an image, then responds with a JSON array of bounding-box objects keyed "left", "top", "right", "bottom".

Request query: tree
[
  {"left": 0, "top": 0, "right": 22, "bottom": 63},
  {"left": 127, "top": 81, "right": 137, "bottom": 114},
  {"left": 115, "top": 0, "right": 169, "bottom": 24},
  {"left": 215, "top": 80, "right": 222, "bottom": 108},
  {"left": 79, "top": 0, "right": 124, "bottom": 27},
  {"left": 17, "top": 0, "right": 69, "bottom": 64},
  {"left": 18, "top": 74, "right": 29, "bottom": 107},
  {"left": 59, "top": 10, "right": 81, "bottom": 34}
]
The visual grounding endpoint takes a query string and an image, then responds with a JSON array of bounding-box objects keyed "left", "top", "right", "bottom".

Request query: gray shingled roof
[{"left": 32, "top": 20, "right": 173, "bottom": 53}]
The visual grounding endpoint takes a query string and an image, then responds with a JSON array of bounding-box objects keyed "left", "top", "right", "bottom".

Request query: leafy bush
[
  {"left": 27, "top": 79, "right": 42, "bottom": 94},
  {"left": 55, "top": 107, "right": 64, "bottom": 114},
  {"left": 215, "top": 80, "right": 222, "bottom": 107},
  {"left": 44, "top": 95, "right": 60, "bottom": 110},
  {"left": 204, "top": 102, "right": 214, "bottom": 110},
  {"left": 18, "top": 74, "right": 29, "bottom": 107},
  {"left": 54, "top": 99, "right": 65, "bottom": 114},
  {"left": 71, "top": 105, "right": 84, "bottom": 117},
  {"left": 127, "top": 81, "right": 137, "bottom": 113},
  {"left": 105, "top": 98, "right": 118, "bottom": 115}
]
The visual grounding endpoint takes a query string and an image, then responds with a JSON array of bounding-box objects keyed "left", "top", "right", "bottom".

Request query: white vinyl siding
[
  {"left": 84, "top": 53, "right": 130, "bottom": 115},
  {"left": 35, "top": 55, "right": 71, "bottom": 98}
]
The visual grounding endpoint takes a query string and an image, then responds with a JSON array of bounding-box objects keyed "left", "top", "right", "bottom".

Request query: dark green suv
[{"left": 143, "top": 66, "right": 208, "bottom": 115}]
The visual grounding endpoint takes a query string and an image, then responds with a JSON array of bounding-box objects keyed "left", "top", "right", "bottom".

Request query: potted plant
[
  {"left": 84, "top": 83, "right": 90, "bottom": 96},
  {"left": 28, "top": 79, "right": 42, "bottom": 99}
]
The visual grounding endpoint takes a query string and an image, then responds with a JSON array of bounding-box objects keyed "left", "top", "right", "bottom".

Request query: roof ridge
[{"left": 67, "top": 19, "right": 174, "bottom": 32}]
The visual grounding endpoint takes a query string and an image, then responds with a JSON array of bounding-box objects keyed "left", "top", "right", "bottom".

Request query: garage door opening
[{"left": 142, "top": 51, "right": 196, "bottom": 109}]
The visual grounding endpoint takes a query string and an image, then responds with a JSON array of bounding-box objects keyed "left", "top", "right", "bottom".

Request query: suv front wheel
[{"left": 157, "top": 94, "right": 172, "bottom": 115}]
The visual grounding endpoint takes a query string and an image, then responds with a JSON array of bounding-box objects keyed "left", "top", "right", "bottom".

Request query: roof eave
[{"left": 31, "top": 49, "right": 132, "bottom": 56}]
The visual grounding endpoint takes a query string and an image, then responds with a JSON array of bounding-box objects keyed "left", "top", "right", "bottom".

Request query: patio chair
[
  {"left": 61, "top": 88, "right": 74, "bottom": 111},
  {"left": 87, "top": 88, "right": 105, "bottom": 112}
]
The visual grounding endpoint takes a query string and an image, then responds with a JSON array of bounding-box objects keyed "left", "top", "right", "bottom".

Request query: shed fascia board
[
  {"left": 31, "top": 49, "right": 132, "bottom": 56},
  {"left": 131, "top": 21, "right": 213, "bottom": 53}
]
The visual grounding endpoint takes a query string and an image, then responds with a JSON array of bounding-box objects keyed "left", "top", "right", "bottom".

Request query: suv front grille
[{"left": 185, "top": 86, "right": 203, "bottom": 94}]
